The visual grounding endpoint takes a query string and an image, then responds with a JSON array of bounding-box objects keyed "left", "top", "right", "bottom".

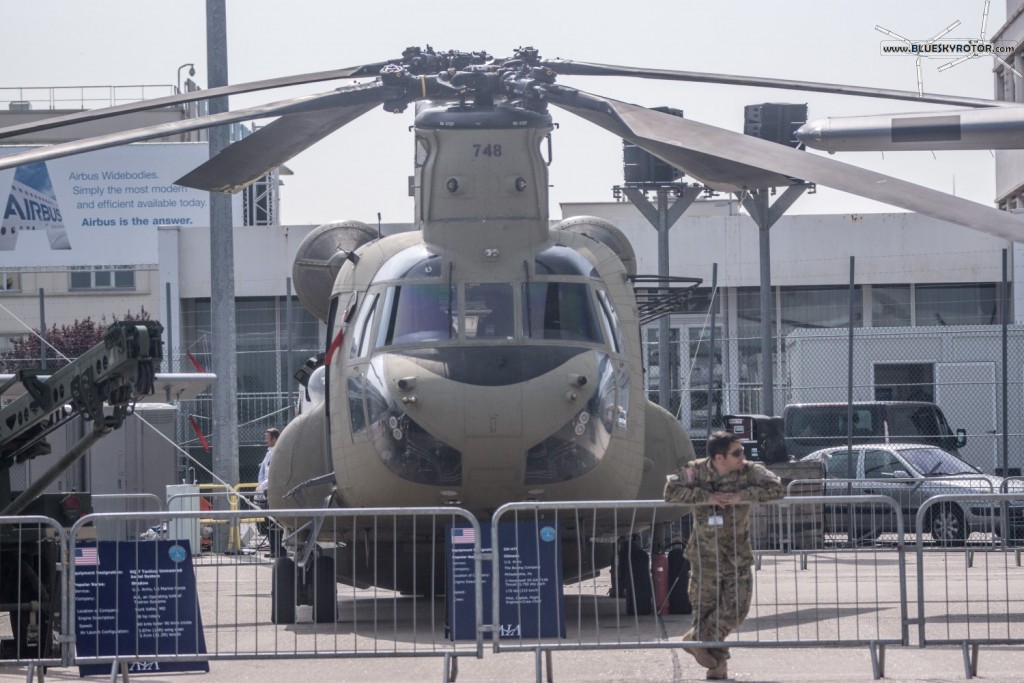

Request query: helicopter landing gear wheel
[
  {"left": 311, "top": 554, "right": 337, "bottom": 624},
  {"left": 617, "top": 536, "right": 653, "bottom": 616},
  {"left": 271, "top": 556, "right": 296, "bottom": 624}
]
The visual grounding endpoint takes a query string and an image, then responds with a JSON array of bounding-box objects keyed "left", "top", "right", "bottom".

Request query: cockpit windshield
[
  {"left": 376, "top": 283, "right": 456, "bottom": 347},
  {"left": 521, "top": 282, "right": 602, "bottom": 343},
  {"left": 465, "top": 283, "right": 514, "bottom": 340},
  {"left": 372, "top": 279, "right": 606, "bottom": 347}
]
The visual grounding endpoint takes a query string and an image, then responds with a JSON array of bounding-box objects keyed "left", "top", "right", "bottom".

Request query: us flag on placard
[
  {"left": 75, "top": 546, "right": 99, "bottom": 566},
  {"left": 451, "top": 527, "right": 476, "bottom": 544}
]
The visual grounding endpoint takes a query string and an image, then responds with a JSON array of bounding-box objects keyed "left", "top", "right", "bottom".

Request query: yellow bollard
[{"left": 227, "top": 491, "right": 241, "bottom": 554}]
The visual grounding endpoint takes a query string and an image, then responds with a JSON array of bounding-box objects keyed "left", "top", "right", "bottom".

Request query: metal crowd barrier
[
  {"left": 787, "top": 477, "right": 998, "bottom": 548},
  {"left": 0, "top": 515, "right": 68, "bottom": 675},
  {"left": 1000, "top": 476, "right": 1024, "bottom": 493},
  {"left": 164, "top": 489, "right": 268, "bottom": 564},
  {"left": 914, "top": 493, "right": 1024, "bottom": 678},
  {"left": 91, "top": 493, "right": 165, "bottom": 541},
  {"left": 9, "top": 494, "right": 1024, "bottom": 681},
  {"left": 62, "top": 507, "right": 482, "bottom": 682},
  {"left": 489, "top": 497, "right": 907, "bottom": 681}
]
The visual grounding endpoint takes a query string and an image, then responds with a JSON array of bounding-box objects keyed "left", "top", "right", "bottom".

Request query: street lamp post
[{"left": 177, "top": 63, "right": 196, "bottom": 94}]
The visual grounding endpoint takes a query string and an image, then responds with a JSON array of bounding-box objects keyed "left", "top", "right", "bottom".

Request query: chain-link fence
[{"left": 644, "top": 252, "right": 1019, "bottom": 475}]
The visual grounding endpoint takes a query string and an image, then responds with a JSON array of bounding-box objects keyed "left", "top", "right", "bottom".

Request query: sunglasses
[{"left": 725, "top": 448, "right": 745, "bottom": 458}]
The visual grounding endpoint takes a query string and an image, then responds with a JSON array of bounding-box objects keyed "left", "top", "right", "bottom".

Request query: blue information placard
[
  {"left": 73, "top": 540, "right": 208, "bottom": 676},
  {"left": 446, "top": 522, "right": 565, "bottom": 640}
]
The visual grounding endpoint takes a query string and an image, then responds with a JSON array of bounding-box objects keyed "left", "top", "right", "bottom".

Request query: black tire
[
  {"left": 271, "top": 557, "right": 296, "bottom": 624},
  {"left": 928, "top": 504, "right": 967, "bottom": 547},
  {"left": 623, "top": 539, "right": 653, "bottom": 616},
  {"left": 312, "top": 555, "right": 337, "bottom": 624}
]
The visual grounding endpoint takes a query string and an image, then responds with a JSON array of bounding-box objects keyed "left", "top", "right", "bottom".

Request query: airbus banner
[{"left": 0, "top": 143, "right": 241, "bottom": 267}]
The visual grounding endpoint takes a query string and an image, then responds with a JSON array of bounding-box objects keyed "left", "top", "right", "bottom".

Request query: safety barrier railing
[
  {"left": 165, "top": 486, "right": 268, "bottom": 563},
  {"left": 489, "top": 497, "right": 906, "bottom": 681},
  {"left": 0, "top": 515, "right": 68, "bottom": 674},
  {"left": 914, "top": 493, "right": 1024, "bottom": 678},
  {"left": 999, "top": 475, "right": 1024, "bottom": 493},
  {"left": 787, "top": 477, "right": 998, "bottom": 548},
  {"left": 15, "top": 494, "right": 1024, "bottom": 681},
  {"left": 64, "top": 507, "right": 482, "bottom": 682},
  {"left": 90, "top": 493, "right": 165, "bottom": 541}
]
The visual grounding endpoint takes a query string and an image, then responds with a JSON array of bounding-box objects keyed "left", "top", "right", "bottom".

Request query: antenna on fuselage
[{"left": 377, "top": 212, "right": 382, "bottom": 239}]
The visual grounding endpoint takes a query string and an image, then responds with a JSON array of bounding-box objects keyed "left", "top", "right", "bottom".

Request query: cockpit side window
[
  {"left": 595, "top": 289, "right": 622, "bottom": 353},
  {"left": 376, "top": 283, "right": 456, "bottom": 347},
  {"left": 521, "top": 282, "right": 603, "bottom": 343},
  {"left": 349, "top": 292, "right": 379, "bottom": 359},
  {"left": 464, "top": 283, "right": 514, "bottom": 340}
]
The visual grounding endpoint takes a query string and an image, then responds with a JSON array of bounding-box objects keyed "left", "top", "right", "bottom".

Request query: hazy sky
[{"left": 2, "top": 0, "right": 1011, "bottom": 225}]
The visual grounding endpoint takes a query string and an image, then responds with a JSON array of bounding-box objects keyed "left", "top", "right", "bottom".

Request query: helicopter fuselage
[
  {"left": 269, "top": 100, "right": 691, "bottom": 564},
  {"left": 325, "top": 103, "right": 652, "bottom": 517}
]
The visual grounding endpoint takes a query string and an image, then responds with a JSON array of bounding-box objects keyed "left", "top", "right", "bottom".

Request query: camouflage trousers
[{"left": 687, "top": 562, "right": 753, "bottom": 661}]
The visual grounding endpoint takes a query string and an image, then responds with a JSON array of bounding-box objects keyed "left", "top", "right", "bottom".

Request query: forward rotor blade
[
  {"left": 177, "top": 103, "right": 379, "bottom": 193},
  {"left": 0, "top": 81, "right": 398, "bottom": 173},
  {"left": 0, "top": 62, "right": 390, "bottom": 140},
  {"left": 543, "top": 86, "right": 1024, "bottom": 242},
  {"left": 542, "top": 59, "right": 1007, "bottom": 109}
]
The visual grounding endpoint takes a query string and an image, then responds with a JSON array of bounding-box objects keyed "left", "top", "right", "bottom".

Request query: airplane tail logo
[{"left": 1, "top": 161, "right": 71, "bottom": 250}]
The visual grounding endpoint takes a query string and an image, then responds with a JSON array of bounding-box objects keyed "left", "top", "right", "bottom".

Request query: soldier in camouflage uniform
[{"left": 664, "top": 431, "right": 783, "bottom": 680}]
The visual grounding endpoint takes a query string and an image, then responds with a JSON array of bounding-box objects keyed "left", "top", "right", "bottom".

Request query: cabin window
[
  {"left": 521, "top": 282, "right": 602, "bottom": 343},
  {"left": 464, "top": 283, "right": 514, "bottom": 340},
  {"left": 376, "top": 283, "right": 456, "bottom": 346}
]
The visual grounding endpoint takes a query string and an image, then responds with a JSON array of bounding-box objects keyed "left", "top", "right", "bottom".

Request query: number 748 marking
[{"left": 472, "top": 144, "right": 502, "bottom": 157}]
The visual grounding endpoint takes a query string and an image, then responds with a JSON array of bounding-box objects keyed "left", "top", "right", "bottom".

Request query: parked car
[
  {"left": 801, "top": 444, "right": 1024, "bottom": 545},
  {"left": 783, "top": 401, "right": 966, "bottom": 459}
]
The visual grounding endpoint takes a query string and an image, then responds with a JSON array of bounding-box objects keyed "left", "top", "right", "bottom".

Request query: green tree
[{"left": 0, "top": 308, "right": 151, "bottom": 373}]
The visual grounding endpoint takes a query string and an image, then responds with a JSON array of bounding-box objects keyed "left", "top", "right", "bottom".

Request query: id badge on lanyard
[{"left": 708, "top": 506, "right": 724, "bottom": 528}]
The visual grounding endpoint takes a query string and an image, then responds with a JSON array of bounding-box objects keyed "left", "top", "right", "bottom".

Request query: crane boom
[{"left": 0, "top": 320, "right": 163, "bottom": 514}]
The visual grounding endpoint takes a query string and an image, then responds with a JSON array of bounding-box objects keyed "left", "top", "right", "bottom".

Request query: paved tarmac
[{"left": 2, "top": 643, "right": 1023, "bottom": 682}]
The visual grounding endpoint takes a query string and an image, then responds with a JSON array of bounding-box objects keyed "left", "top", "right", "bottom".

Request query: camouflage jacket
[{"left": 663, "top": 458, "right": 784, "bottom": 568}]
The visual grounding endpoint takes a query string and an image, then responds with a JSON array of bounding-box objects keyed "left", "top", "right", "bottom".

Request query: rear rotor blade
[
  {"left": 543, "top": 86, "right": 1024, "bottom": 242},
  {"left": 542, "top": 59, "right": 1006, "bottom": 109},
  {"left": 0, "top": 62, "right": 391, "bottom": 141},
  {"left": 177, "top": 103, "right": 379, "bottom": 193},
  {"left": 0, "top": 81, "right": 398, "bottom": 173}
]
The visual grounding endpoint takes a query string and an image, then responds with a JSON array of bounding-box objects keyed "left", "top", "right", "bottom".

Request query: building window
[
  {"left": 778, "top": 286, "right": 863, "bottom": 332},
  {"left": 69, "top": 267, "right": 135, "bottom": 291},
  {"left": 871, "top": 285, "right": 912, "bottom": 327},
  {"left": 0, "top": 271, "right": 20, "bottom": 292},
  {"left": 181, "top": 296, "right": 323, "bottom": 395},
  {"left": 874, "top": 363, "right": 934, "bottom": 402},
  {"left": 915, "top": 283, "right": 997, "bottom": 326}
]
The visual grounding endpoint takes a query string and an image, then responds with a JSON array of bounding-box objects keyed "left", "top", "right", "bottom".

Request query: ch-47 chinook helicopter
[{"left": 3, "top": 46, "right": 1024, "bottom": 615}]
